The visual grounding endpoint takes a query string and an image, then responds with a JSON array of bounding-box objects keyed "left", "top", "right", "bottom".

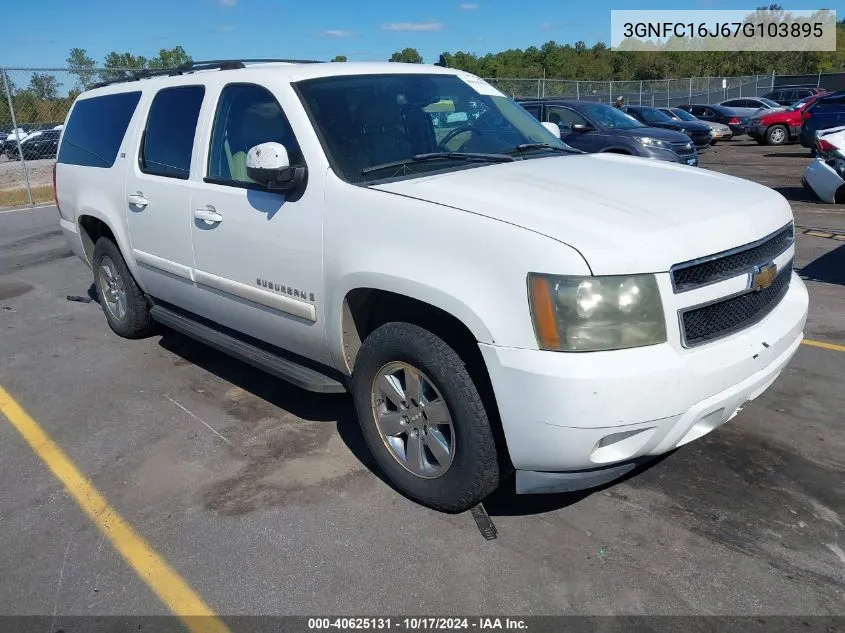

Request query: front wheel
[{"left": 351, "top": 322, "right": 500, "bottom": 512}]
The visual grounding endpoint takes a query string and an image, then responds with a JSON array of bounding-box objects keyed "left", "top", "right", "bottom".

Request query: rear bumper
[
  {"left": 481, "top": 274, "right": 808, "bottom": 492},
  {"left": 59, "top": 218, "right": 87, "bottom": 263}
]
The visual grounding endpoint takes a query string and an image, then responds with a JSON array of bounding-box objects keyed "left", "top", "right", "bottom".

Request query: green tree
[
  {"left": 147, "top": 46, "right": 192, "bottom": 69},
  {"left": 66, "top": 48, "right": 97, "bottom": 90},
  {"left": 100, "top": 52, "right": 148, "bottom": 82},
  {"left": 28, "top": 72, "right": 61, "bottom": 100},
  {"left": 332, "top": 55, "right": 348, "bottom": 62},
  {"left": 389, "top": 48, "right": 423, "bottom": 63}
]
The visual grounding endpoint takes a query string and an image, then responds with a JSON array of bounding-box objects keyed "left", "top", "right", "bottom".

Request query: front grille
[
  {"left": 680, "top": 261, "right": 792, "bottom": 347},
  {"left": 671, "top": 223, "right": 793, "bottom": 292},
  {"left": 670, "top": 142, "right": 695, "bottom": 155}
]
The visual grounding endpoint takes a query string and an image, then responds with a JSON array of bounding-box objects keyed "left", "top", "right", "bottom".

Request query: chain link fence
[
  {"left": 0, "top": 67, "right": 843, "bottom": 208},
  {"left": 485, "top": 74, "right": 780, "bottom": 104}
]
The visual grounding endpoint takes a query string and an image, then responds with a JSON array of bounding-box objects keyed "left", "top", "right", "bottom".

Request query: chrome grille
[
  {"left": 680, "top": 261, "right": 792, "bottom": 347},
  {"left": 671, "top": 223, "right": 794, "bottom": 293}
]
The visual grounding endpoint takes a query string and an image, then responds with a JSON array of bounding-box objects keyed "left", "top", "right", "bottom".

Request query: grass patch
[{"left": 0, "top": 185, "right": 54, "bottom": 208}]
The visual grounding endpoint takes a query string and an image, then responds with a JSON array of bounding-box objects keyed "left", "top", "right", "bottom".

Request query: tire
[
  {"left": 352, "top": 322, "right": 500, "bottom": 512},
  {"left": 766, "top": 125, "right": 788, "bottom": 146},
  {"left": 92, "top": 237, "right": 155, "bottom": 339}
]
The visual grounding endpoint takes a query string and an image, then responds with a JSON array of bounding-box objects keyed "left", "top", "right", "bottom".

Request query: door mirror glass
[
  {"left": 541, "top": 121, "right": 561, "bottom": 138},
  {"left": 571, "top": 123, "right": 593, "bottom": 133},
  {"left": 246, "top": 142, "right": 299, "bottom": 190}
]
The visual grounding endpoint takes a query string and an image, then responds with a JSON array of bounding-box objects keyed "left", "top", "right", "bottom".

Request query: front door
[
  {"left": 189, "top": 81, "right": 330, "bottom": 365},
  {"left": 124, "top": 85, "right": 205, "bottom": 304},
  {"left": 546, "top": 105, "right": 604, "bottom": 152}
]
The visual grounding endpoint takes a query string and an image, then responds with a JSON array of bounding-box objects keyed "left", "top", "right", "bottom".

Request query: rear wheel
[
  {"left": 766, "top": 125, "right": 788, "bottom": 146},
  {"left": 351, "top": 322, "right": 500, "bottom": 512},
  {"left": 92, "top": 238, "right": 155, "bottom": 339}
]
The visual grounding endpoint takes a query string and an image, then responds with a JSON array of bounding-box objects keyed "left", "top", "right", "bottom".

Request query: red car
[{"left": 748, "top": 94, "right": 825, "bottom": 145}]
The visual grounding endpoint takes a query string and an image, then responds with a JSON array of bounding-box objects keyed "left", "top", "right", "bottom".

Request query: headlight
[
  {"left": 636, "top": 137, "right": 671, "bottom": 149},
  {"left": 528, "top": 273, "right": 667, "bottom": 352}
]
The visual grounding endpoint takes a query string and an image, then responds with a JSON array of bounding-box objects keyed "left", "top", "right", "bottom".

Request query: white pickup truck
[{"left": 56, "top": 59, "right": 808, "bottom": 511}]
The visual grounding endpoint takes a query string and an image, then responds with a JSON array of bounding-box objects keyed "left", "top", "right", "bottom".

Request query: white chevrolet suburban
[{"left": 56, "top": 59, "right": 809, "bottom": 512}]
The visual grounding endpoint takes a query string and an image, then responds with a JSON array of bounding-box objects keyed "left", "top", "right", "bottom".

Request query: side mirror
[
  {"left": 571, "top": 123, "right": 593, "bottom": 133},
  {"left": 541, "top": 121, "right": 561, "bottom": 138},
  {"left": 246, "top": 142, "right": 306, "bottom": 191}
]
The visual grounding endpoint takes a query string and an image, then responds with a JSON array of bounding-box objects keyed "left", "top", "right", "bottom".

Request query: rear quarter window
[{"left": 57, "top": 91, "right": 141, "bottom": 168}]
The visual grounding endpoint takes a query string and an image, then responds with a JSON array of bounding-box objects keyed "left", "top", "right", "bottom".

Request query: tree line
[{"left": 1, "top": 13, "right": 843, "bottom": 128}]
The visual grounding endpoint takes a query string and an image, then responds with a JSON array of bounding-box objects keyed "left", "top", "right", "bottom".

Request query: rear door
[{"left": 124, "top": 85, "right": 205, "bottom": 305}]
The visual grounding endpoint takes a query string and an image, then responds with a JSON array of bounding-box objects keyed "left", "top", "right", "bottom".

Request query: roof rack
[{"left": 90, "top": 58, "right": 323, "bottom": 89}]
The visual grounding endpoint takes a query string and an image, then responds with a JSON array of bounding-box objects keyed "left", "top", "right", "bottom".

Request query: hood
[
  {"left": 617, "top": 126, "right": 693, "bottom": 144},
  {"left": 372, "top": 154, "right": 792, "bottom": 275},
  {"left": 651, "top": 120, "right": 710, "bottom": 134}
]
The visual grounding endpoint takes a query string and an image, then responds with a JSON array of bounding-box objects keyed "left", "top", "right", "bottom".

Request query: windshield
[
  {"left": 670, "top": 108, "right": 698, "bottom": 122},
  {"left": 576, "top": 102, "right": 644, "bottom": 130},
  {"left": 759, "top": 98, "right": 781, "bottom": 108},
  {"left": 634, "top": 107, "right": 673, "bottom": 123},
  {"left": 296, "top": 73, "right": 571, "bottom": 183}
]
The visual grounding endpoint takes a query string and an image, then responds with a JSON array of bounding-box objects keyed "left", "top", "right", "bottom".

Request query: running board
[{"left": 150, "top": 305, "right": 347, "bottom": 394}]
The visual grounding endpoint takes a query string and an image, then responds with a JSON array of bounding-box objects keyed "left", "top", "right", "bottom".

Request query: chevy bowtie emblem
[{"left": 750, "top": 263, "right": 777, "bottom": 292}]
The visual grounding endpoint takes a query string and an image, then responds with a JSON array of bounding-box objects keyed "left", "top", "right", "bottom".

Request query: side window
[
  {"left": 703, "top": 108, "right": 716, "bottom": 117},
  {"left": 521, "top": 104, "right": 541, "bottom": 120},
  {"left": 208, "top": 83, "right": 301, "bottom": 185},
  {"left": 140, "top": 86, "right": 204, "bottom": 179},
  {"left": 547, "top": 106, "right": 589, "bottom": 130},
  {"left": 58, "top": 91, "right": 141, "bottom": 168}
]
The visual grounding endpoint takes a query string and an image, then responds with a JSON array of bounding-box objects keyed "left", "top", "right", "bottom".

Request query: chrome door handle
[
  {"left": 194, "top": 206, "right": 223, "bottom": 224},
  {"left": 127, "top": 192, "right": 149, "bottom": 207}
]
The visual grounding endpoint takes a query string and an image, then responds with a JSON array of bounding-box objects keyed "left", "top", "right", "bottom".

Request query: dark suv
[
  {"left": 519, "top": 99, "right": 698, "bottom": 166},
  {"left": 762, "top": 86, "right": 827, "bottom": 106},
  {"left": 676, "top": 104, "right": 746, "bottom": 136},
  {"left": 622, "top": 105, "right": 713, "bottom": 149},
  {"left": 799, "top": 91, "right": 845, "bottom": 148}
]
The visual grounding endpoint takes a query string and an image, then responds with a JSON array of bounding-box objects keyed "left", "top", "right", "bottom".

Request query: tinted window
[
  {"left": 208, "top": 83, "right": 301, "bottom": 185},
  {"left": 632, "top": 107, "right": 672, "bottom": 123},
  {"left": 722, "top": 100, "right": 742, "bottom": 107},
  {"left": 141, "top": 86, "right": 204, "bottom": 179},
  {"left": 57, "top": 91, "right": 141, "bottom": 168},
  {"left": 521, "top": 104, "right": 541, "bottom": 119}
]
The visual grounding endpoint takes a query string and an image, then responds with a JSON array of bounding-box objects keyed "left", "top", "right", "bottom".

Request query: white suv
[{"left": 56, "top": 60, "right": 809, "bottom": 512}]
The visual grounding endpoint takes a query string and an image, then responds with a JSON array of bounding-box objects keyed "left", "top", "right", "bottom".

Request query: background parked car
[
  {"left": 747, "top": 94, "right": 825, "bottom": 146},
  {"left": 1, "top": 127, "right": 31, "bottom": 156},
  {"left": 762, "top": 86, "right": 827, "bottom": 106},
  {"left": 800, "top": 91, "right": 845, "bottom": 148},
  {"left": 659, "top": 107, "right": 732, "bottom": 143},
  {"left": 519, "top": 99, "right": 699, "bottom": 165},
  {"left": 718, "top": 97, "right": 784, "bottom": 119},
  {"left": 677, "top": 104, "right": 747, "bottom": 136},
  {"left": 622, "top": 105, "right": 713, "bottom": 149},
  {"left": 5, "top": 129, "right": 61, "bottom": 160}
]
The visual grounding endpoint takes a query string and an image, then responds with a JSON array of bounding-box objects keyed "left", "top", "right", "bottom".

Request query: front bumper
[
  {"left": 480, "top": 273, "right": 808, "bottom": 491},
  {"left": 642, "top": 146, "right": 698, "bottom": 166}
]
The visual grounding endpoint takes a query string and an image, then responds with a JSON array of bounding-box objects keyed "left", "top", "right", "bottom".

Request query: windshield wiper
[
  {"left": 507, "top": 143, "right": 581, "bottom": 155},
  {"left": 362, "top": 152, "right": 514, "bottom": 176}
]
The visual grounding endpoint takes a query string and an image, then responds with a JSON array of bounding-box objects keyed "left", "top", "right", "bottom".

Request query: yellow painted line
[
  {"left": 833, "top": 235, "right": 845, "bottom": 242},
  {"left": 804, "top": 230, "right": 834, "bottom": 239},
  {"left": 0, "top": 386, "right": 231, "bottom": 633},
  {"left": 802, "top": 339, "right": 845, "bottom": 353}
]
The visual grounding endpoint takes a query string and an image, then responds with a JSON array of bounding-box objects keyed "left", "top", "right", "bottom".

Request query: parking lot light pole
[{"left": 2, "top": 68, "right": 33, "bottom": 206}]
